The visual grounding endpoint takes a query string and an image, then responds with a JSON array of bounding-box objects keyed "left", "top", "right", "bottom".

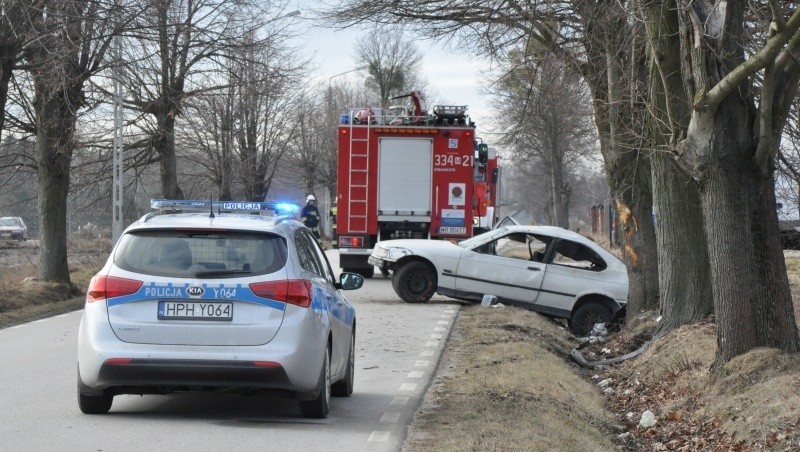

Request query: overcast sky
[{"left": 287, "top": 5, "right": 495, "bottom": 136}]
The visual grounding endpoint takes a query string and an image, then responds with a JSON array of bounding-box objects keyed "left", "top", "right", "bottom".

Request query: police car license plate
[
  {"left": 157, "top": 301, "right": 233, "bottom": 321},
  {"left": 438, "top": 227, "right": 466, "bottom": 234}
]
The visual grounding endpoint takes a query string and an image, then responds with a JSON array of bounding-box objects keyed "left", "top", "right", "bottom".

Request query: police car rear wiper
[{"left": 193, "top": 269, "right": 252, "bottom": 277}]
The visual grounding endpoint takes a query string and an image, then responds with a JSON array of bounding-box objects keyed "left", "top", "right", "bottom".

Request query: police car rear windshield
[{"left": 113, "top": 230, "right": 288, "bottom": 278}]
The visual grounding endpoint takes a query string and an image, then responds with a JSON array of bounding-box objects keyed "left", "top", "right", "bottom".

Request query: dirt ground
[
  {"left": 404, "top": 257, "right": 800, "bottom": 451},
  {"left": 3, "top": 240, "right": 800, "bottom": 450},
  {"left": 0, "top": 238, "right": 108, "bottom": 328}
]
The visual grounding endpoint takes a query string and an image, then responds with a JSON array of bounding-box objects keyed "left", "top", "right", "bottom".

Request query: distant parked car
[
  {"left": 369, "top": 225, "right": 628, "bottom": 336},
  {"left": 0, "top": 216, "right": 27, "bottom": 241}
]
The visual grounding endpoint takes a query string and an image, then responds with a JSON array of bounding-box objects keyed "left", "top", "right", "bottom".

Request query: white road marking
[
  {"left": 390, "top": 396, "right": 409, "bottom": 405},
  {"left": 399, "top": 383, "right": 417, "bottom": 391},
  {"left": 430, "top": 333, "right": 443, "bottom": 339},
  {"left": 420, "top": 350, "right": 434, "bottom": 356},
  {"left": 434, "top": 326, "right": 446, "bottom": 332},
  {"left": 414, "top": 360, "right": 430, "bottom": 367},
  {"left": 425, "top": 341, "right": 439, "bottom": 347},
  {"left": 407, "top": 371, "right": 424, "bottom": 379},
  {"left": 437, "top": 320, "right": 449, "bottom": 325},
  {"left": 368, "top": 431, "right": 391, "bottom": 442},
  {"left": 380, "top": 412, "right": 401, "bottom": 423}
]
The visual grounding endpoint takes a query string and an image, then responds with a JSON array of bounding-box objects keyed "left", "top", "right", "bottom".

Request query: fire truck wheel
[{"left": 392, "top": 261, "right": 436, "bottom": 303}]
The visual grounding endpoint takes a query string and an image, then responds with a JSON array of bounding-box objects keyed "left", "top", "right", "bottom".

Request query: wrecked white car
[{"left": 369, "top": 225, "right": 628, "bottom": 336}]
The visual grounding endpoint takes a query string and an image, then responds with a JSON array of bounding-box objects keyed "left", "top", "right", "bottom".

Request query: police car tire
[
  {"left": 77, "top": 370, "right": 114, "bottom": 414},
  {"left": 331, "top": 332, "right": 355, "bottom": 397},
  {"left": 393, "top": 261, "right": 436, "bottom": 303},
  {"left": 78, "top": 392, "right": 113, "bottom": 414},
  {"left": 299, "top": 346, "right": 331, "bottom": 418}
]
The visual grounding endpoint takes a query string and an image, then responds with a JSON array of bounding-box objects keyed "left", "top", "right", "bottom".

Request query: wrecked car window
[
  {"left": 551, "top": 239, "right": 607, "bottom": 271},
  {"left": 474, "top": 232, "right": 550, "bottom": 262}
]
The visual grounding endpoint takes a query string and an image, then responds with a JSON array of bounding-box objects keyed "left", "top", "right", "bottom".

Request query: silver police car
[{"left": 77, "top": 200, "right": 362, "bottom": 418}]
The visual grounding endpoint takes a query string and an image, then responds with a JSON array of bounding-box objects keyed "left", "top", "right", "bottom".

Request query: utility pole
[{"left": 112, "top": 35, "right": 124, "bottom": 244}]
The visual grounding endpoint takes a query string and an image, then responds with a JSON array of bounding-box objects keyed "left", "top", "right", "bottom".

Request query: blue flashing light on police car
[
  {"left": 150, "top": 198, "right": 299, "bottom": 216},
  {"left": 275, "top": 202, "right": 300, "bottom": 214}
]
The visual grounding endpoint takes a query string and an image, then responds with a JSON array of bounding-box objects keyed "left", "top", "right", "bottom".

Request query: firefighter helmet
[{"left": 306, "top": 195, "right": 316, "bottom": 202}]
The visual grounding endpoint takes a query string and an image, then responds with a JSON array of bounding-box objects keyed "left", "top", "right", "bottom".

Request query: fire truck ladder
[{"left": 347, "top": 115, "right": 369, "bottom": 234}]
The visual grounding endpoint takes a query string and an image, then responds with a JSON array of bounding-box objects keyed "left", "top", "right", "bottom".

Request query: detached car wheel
[
  {"left": 570, "top": 302, "right": 613, "bottom": 337},
  {"left": 299, "top": 346, "right": 331, "bottom": 419},
  {"left": 392, "top": 261, "right": 436, "bottom": 303}
]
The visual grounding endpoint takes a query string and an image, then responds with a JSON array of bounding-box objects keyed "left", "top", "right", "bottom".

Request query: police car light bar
[{"left": 150, "top": 199, "right": 300, "bottom": 214}]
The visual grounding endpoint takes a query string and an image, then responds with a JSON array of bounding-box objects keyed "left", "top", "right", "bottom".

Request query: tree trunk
[
  {"left": 155, "top": 111, "right": 183, "bottom": 199},
  {"left": 699, "top": 97, "right": 799, "bottom": 367},
  {"left": 580, "top": 1, "right": 660, "bottom": 316},
  {"left": 606, "top": 48, "right": 659, "bottom": 315},
  {"left": 0, "top": 45, "right": 16, "bottom": 135},
  {"left": 34, "top": 89, "right": 75, "bottom": 284},
  {"left": 644, "top": 0, "right": 713, "bottom": 335}
]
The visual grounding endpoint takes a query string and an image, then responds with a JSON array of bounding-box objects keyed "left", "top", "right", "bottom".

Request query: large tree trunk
[
  {"left": 155, "top": 111, "right": 183, "bottom": 199},
  {"left": 698, "top": 97, "right": 799, "bottom": 367},
  {"left": 669, "top": 0, "right": 800, "bottom": 367},
  {"left": 34, "top": 88, "right": 76, "bottom": 284},
  {"left": 580, "top": 1, "right": 660, "bottom": 317},
  {"left": 644, "top": 0, "right": 713, "bottom": 335}
]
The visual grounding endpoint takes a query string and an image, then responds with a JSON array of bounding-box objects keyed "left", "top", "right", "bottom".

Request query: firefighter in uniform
[{"left": 301, "top": 195, "right": 321, "bottom": 240}]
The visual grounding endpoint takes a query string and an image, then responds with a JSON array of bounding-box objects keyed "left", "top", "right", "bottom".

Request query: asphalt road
[{"left": 0, "top": 251, "right": 460, "bottom": 451}]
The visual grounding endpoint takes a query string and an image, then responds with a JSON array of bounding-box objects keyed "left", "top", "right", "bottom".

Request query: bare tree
[
  {"left": 355, "top": 28, "right": 424, "bottom": 109},
  {"left": 0, "top": 0, "right": 28, "bottom": 137},
  {"left": 23, "top": 0, "right": 123, "bottom": 283},
  {"left": 180, "top": 27, "right": 305, "bottom": 202},
  {"left": 639, "top": 0, "right": 713, "bottom": 335},
  {"left": 642, "top": 1, "right": 800, "bottom": 366},
  {"left": 115, "top": 0, "right": 298, "bottom": 199},
  {"left": 492, "top": 50, "right": 598, "bottom": 228}
]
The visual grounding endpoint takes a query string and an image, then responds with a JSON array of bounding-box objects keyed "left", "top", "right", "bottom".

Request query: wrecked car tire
[
  {"left": 570, "top": 302, "right": 613, "bottom": 337},
  {"left": 392, "top": 261, "right": 436, "bottom": 303}
]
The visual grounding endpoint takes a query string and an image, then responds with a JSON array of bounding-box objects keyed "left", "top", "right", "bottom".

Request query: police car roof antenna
[{"left": 208, "top": 195, "right": 215, "bottom": 219}]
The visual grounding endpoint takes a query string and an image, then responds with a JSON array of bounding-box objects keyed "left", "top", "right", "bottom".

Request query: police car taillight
[
  {"left": 250, "top": 280, "right": 312, "bottom": 308},
  {"left": 87, "top": 275, "right": 143, "bottom": 303},
  {"left": 339, "top": 236, "right": 364, "bottom": 248}
]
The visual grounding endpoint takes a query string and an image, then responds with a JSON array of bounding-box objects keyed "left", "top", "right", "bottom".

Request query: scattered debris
[{"left": 639, "top": 410, "right": 656, "bottom": 428}]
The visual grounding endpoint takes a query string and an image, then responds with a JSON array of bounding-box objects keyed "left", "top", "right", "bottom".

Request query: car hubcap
[{"left": 407, "top": 271, "right": 427, "bottom": 294}]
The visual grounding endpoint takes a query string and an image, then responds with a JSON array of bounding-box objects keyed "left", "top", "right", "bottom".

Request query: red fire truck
[{"left": 336, "top": 92, "right": 499, "bottom": 277}]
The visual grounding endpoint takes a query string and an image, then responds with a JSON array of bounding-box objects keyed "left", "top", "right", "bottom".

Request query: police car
[{"left": 77, "top": 199, "right": 362, "bottom": 418}]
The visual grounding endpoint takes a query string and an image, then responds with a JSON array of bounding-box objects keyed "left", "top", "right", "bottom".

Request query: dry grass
[
  {"left": 0, "top": 237, "right": 109, "bottom": 328},
  {"left": 404, "top": 307, "right": 617, "bottom": 451},
  {"left": 405, "top": 252, "right": 800, "bottom": 450}
]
